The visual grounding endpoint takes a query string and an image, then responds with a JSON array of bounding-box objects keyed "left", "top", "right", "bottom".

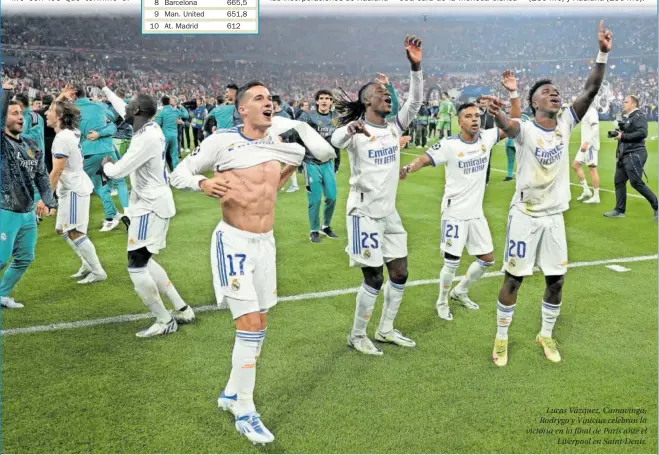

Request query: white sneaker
[
  {"left": 136, "top": 318, "right": 178, "bottom": 338},
  {"left": 584, "top": 195, "right": 600, "bottom": 204},
  {"left": 375, "top": 329, "right": 416, "bottom": 347},
  {"left": 286, "top": 185, "right": 299, "bottom": 193},
  {"left": 99, "top": 219, "right": 120, "bottom": 232},
  {"left": 449, "top": 289, "right": 480, "bottom": 310},
  {"left": 217, "top": 390, "right": 238, "bottom": 416},
  {"left": 436, "top": 302, "right": 453, "bottom": 321},
  {"left": 77, "top": 272, "right": 107, "bottom": 284},
  {"left": 235, "top": 413, "right": 275, "bottom": 445},
  {"left": 71, "top": 264, "right": 92, "bottom": 279},
  {"left": 171, "top": 306, "right": 195, "bottom": 324},
  {"left": 577, "top": 190, "right": 593, "bottom": 201},
  {"left": 347, "top": 334, "right": 383, "bottom": 355},
  {"left": 1, "top": 296, "right": 24, "bottom": 309}
]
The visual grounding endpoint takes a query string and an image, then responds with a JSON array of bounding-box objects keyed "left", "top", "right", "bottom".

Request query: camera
[{"left": 607, "top": 120, "right": 625, "bottom": 138}]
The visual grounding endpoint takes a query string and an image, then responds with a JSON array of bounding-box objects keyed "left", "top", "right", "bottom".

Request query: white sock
[
  {"left": 74, "top": 236, "right": 105, "bottom": 275},
  {"left": 256, "top": 326, "right": 267, "bottom": 359},
  {"left": 351, "top": 282, "right": 379, "bottom": 338},
  {"left": 580, "top": 179, "right": 589, "bottom": 191},
  {"left": 225, "top": 330, "right": 262, "bottom": 416},
  {"left": 496, "top": 301, "right": 515, "bottom": 340},
  {"left": 454, "top": 259, "right": 493, "bottom": 295},
  {"left": 378, "top": 280, "right": 405, "bottom": 334},
  {"left": 593, "top": 188, "right": 600, "bottom": 197},
  {"left": 61, "top": 232, "right": 90, "bottom": 270},
  {"left": 290, "top": 172, "right": 298, "bottom": 187},
  {"left": 146, "top": 259, "right": 187, "bottom": 310},
  {"left": 540, "top": 301, "right": 561, "bottom": 338},
  {"left": 437, "top": 258, "right": 460, "bottom": 305},
  {"left": 128, "top": 267, "right": 171, "bottom": 323}
]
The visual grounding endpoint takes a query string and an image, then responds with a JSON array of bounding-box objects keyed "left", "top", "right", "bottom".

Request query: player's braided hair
[
  {"left": 335, "top": 82, "right": 376, "bottom": 127},
  {"left": 52, "top": 100, "right": 81, "bottom": 130}
]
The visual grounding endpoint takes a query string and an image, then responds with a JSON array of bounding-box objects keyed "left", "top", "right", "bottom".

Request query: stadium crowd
[{"left": 2, "top": 15, "right": 657, "bottom": 116}]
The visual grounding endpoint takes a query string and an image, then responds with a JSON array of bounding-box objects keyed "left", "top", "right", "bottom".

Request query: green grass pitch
[{"left": 2, "top": 121, "right": 657, "bottom": 454}]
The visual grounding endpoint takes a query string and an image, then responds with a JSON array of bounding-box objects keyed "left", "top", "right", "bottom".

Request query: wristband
[
  {"left": 596, "top": 51, "right": 609, "bottom": 64},
  {"left": 509, "top": 91, "right": 519, "bottom": 99}
]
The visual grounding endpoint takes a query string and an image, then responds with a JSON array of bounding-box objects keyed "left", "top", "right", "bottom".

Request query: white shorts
[
  {"left": 127, "top": 212, "right": 169, "bottom": 254},
  {"left": 575, "top": 145, "right": 599, "bottom": 167},
  {"left": 210, "top": 221, "right": 277, "bottom": 319},
  {"left": 56, "top": 192, "right": 90, "bottom": 234},
  {"left": 503, "top": 206, "right": 568, "bottom": 277},
  {"left": 440, "top": 216, "right": 493, "bottom": 258},
  {"left": 346, "top": 210, "right": 407, "bottom": 268}
]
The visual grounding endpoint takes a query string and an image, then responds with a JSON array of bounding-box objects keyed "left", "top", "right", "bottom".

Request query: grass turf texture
[{"left": 2, "top": 121, "right": 658, "bottom": 454}]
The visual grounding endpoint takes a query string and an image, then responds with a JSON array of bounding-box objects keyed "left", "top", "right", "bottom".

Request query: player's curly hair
[
  {"left": 528, "top": 79, "right": 553, "bottom": 116},
  {"left": 314, "top": 89, "right": 333, "bottom": 103},
  {"left": 335, "top": 82, "right": 376, "bottom": 126},
  {"left": 52, "top": 100, "right": 81, "bottom": 130}
]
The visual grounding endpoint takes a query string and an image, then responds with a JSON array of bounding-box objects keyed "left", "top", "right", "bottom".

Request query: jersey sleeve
[
  {"left": 559, "top": 105, "right": 580, "bottom": 133},
  {"left": 512, "top": 119, "right": 533, "bottom": 148},
  {"left": 270, "top": 116, "right": 334, "bottom": 163},
  {"left": 393, "top": 70, "right": 423, "bottom": 133},
  {"left": 484, "top": 128, "right": 501, "bottom": 151},
  {"left": 51, "top": 135, "right": 69, "bottom": 159},
  {"left": 169, "top": 133, "right": 223, "bottom": 191},
  {"left": 330, "top": 125, "right": 354, "bottom": 150},
  {"left": 424, "top": 138, "right": 449, "bottom": 166},
  {"left": 102, "top": 87, "right": 127, "bottom": 118},
  {"left": 103, "top": 134, "right": 156, "bottom": 180}
]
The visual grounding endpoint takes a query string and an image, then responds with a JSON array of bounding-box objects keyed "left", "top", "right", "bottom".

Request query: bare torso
[{"left": 216, "top": 161, "right": 281, "bottom": 233}]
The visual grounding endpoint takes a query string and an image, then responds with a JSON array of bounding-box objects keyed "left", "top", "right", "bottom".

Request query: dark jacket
[
  {"left": 617, "top": 109, "right": 648, "bottom": 160},
  {"left": 479, "top": 109, "right": 495, "bottom": 130}
]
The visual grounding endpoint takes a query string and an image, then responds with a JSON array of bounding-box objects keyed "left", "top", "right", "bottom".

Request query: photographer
[{"left": 604, "top": 96, "right": 658, "bottom": 220}]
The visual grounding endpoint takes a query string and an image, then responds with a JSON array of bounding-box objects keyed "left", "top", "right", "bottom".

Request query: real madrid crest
[
  {"left": 27, "top": 149, "right": 34, "bottom": 159},
  {"left": 363, "top": 249, "right": 371, "bottom": 259},
  {"left": 231, "top": 279, "right": 241, "bottom": 291},
  {"left": 481, "top": 144, "right": 486, "bottom": 153},
  {"left": 446, "top": 239, "right": 453, "bottom": 247},
  {"left": 509, "top": 259, "right": 516, "bottom": 268}
]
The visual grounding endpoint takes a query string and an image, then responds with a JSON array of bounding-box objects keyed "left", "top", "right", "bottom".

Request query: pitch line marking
[{"left": 2, "top": 254, "right": 656, "bottom": 336}]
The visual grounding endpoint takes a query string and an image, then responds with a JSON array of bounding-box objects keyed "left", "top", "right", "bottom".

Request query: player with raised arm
[
  {"left": 483, "top": 21, "right": 612, "bottom": 366},
  {"left": 170, "top": 81, "right": 335, "bottom": 445},
  {"left": 331, "top": 36, "right": 423, "bottom": 355},
  {"left": 92, "top": 76, "right": 195, "bottom": 338},
  {"left": 572, "top": 101, "right": 601, "bottom": 204},
  {"left": 399, "top": 71, "right": 520, "bottom": 320},
  {"left": 46, "top": 94, "right": 107, "bottom": 284}
]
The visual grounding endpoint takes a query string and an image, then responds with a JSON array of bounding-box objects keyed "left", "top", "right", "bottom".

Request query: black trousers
[
  {"left": 614, "top": 151, "right": 658, "bottom": 213},
  {"left": 415, "top": 124, "right": 427, "bottom": 147},
  {"left": 485, "top": 153, "right": 492, "bottom": 184}
]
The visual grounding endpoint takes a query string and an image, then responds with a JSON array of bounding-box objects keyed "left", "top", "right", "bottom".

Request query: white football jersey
[
  {"left": 425, "top": 128, "right": 500, "bottom": 220},
  {"left": 169, "top": 127, "right": 306, "bottom": 190},
  {"left": 332, "top": 70, "right": 424, "bottom": 218},
  {"left": 512, "top": 106, "right": 579, "bottom": 217},
  {"left": 52, "top": 128, "right": 94, "bottom": 197},
  {"left": 580, "top": 104, "right": 600, "bottom": 150},
  {"left": 103, "top": 122, "right": 175, "bottom": 219}
]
